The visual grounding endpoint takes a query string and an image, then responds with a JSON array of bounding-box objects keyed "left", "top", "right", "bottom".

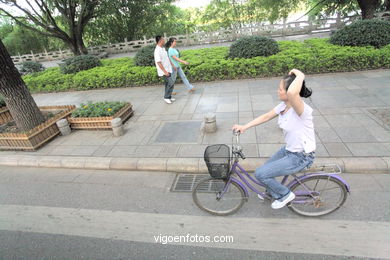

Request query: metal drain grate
[{"left": 171, "top": 174, "right": 208, "bottom": 192}]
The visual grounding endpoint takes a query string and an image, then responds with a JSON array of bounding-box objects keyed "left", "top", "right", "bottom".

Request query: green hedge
[
  {"left": 134, "top": 45, "right": 155, "bottom": 66},
  {"left": 23, "top": 39, "right": 390, "bottom": 93},
  {"left": 60, "top": 55, "right": 102, "bottom": 74},
  {"left": 330, "top": 20, "right": 390, "bottom": 48},
  {"left": 228, "top": 36, "right": 280, "bottom": 58},
  {"left": 19, "top": 61, "right": 45, "bottom": 75}
]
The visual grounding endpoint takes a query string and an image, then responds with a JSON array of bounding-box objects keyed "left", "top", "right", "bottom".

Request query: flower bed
[
  {"left": 68, "top": 102, "right": 133, "bottom": 130},
  {"left": 0, "top": 105, "right": 75, "bottom": 151}
]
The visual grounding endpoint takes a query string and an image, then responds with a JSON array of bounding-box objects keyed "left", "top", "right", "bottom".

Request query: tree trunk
[
  {"left": 357, "top": 0, "right": 380, "bottom": 19},
  {"left": 0, "top": 40, "right": 45, "bottom": 132},
  {"left": 76, "top": 33, "right": 88, "bottom": 55},
  {"left": 66, "top": 37, "right": 82, "bottom": 55},
  {"left": 385, "top": 0, "right": 390, "bottom": 11}
]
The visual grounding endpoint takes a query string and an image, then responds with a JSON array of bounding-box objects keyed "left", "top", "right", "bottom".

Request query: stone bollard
[
  {"left": 111, "top": 118, "right": 124, "bottom": 137},
  {"left": 204, "top": 113, "right": 217, "bottom": 133},
  {"left": 56, "top": 119, "right": 71, "bottom": 136}
]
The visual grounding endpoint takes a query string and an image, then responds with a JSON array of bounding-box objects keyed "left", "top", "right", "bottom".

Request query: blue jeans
[
  {"left": 255, "top": 146, "right": 315, "bottom": 200},
  {"left": 173, "top": 67, "right": 194, "bottom": 90},
  {"left": 162, "top": 72, "right": 176, "bottom": 99}
]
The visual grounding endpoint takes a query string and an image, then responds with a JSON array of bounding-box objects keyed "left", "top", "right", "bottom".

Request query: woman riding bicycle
[{"left": 232, "top": 69, "right": 315, "bottom": 210}]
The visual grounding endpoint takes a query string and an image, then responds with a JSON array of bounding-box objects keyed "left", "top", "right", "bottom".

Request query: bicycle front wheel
[
  {"left": 289, "top": 175, "right": 348, "bottom": 217},
  {"left": 192, "top": 177, "right": 246, "bottom": 216}
]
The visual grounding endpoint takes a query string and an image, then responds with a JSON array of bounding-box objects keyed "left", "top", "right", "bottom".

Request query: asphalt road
[{"left": 0, "top": 166, "right": 389, "bottom": 260}]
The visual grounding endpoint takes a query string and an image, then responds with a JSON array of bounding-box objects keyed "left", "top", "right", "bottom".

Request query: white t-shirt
[
  {"left": 154, "top": 45, "right": 172, "bottom": 77},
  {"left": 274, "top": 102, "right": 316, "bottom": 153}
]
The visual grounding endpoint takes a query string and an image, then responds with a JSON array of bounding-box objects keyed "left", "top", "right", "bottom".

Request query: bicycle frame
[
  {"left": 224, "top": 161, "right": 350, "bottom": 204},
  {"left": 224, "top": 131, "right": 350, "bottom": 204}
]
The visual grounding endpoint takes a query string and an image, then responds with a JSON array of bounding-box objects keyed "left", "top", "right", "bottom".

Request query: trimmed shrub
[
  {"left": 228, "top": 36, "right": 280, "bottom": 59},
  {"left": 71, "top": 101, "right": 127, "bottom": 117},
  {"left": 60, "top": 55, "right": 102, "bottom": 74},
  {"left": 18, "top": 61, "right": 44, "bottom": 75},
  {"left": 135, "top": 45, "right": 155, "bottom": 66},
  {"left": 22, "top": 39, "right": 390, "bottom": 93},
  {"left": 0, "top": 95, "right": 5, "bottom": 107},
  {"left": 330, "top": 19, "right": 390, "bottom": 48}
]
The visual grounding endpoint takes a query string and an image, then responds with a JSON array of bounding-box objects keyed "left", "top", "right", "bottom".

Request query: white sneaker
[
  {"left": 257, "top": 194, "right": 265, "bottom": 200},
  {"left": 170, "top": 98, "right": 176, "bottom": 102},
  {"left": 271, "top": 192, "right": 295, "bottom": 209},
  {"left": 164, "top": 98, "right": 172, "bottom": 104}
]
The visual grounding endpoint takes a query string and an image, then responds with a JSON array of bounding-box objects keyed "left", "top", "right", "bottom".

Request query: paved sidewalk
[{"left": 1, "top": 69, "right": 390, "bottom": 173}]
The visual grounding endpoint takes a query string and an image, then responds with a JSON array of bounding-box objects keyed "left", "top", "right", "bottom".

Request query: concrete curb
[{"left": 0, "top": 155, "right": 389, "bottom": 174}]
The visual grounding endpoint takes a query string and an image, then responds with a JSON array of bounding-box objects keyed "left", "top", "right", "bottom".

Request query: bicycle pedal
[{"left": 257, "top": 194, "right": 265, "bottom": 201}]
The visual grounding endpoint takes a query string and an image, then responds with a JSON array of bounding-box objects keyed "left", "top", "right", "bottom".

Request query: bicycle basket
[{"left": 204, "top": 144, "right": 231, "bottom": 179}]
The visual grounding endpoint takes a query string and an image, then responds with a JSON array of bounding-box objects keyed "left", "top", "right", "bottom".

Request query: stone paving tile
[
  {"left": 313, "top": 115, "right": 331, "bottom": 128},
  {"left": 385, "top": 143, "right": 390, "bottom": 152},
  {"left": 345, "top": 143, "right": 390, "bottom": 157},
  {"left": 365, "top": 126, "right": 390, "bottom": 142},
  {"left": 49, "top": 146, "right": 79, "bottom": 156},
  {"left": 194, "top": 103, "right": 217, "bottom": 114},
  {"left": 372, "top": 174, "right": 390, "bottom": 192},
  {"left": 315, "top": 127, "right": 342, "bottom": 143},
  {"left": 324, "top": 114, "right": 363, "bottom": 127},
  {"left": 177, "top": 144, "right": 208, "bottom": 158},
  {"left": 134, "top": 145, "right": 164, "bottom": 158},
  {"left": 59, "top": 131, "right": 111, "bottom": 146},
  {"left": 157, "top": 144, "right": 181, "bottom": 158},
  {"left": 215, "top": 112, "right": 239, "bottom": 119},
  {"left": 192, "top": 114, "right": 205, "bottom": 120},
  {"left": 315, "top": 143, "right": 329, "bottom": 157},
  {"left": 153, "top": 121, "right": 202, "bottom": 144},
  {"left": 107, "top": 146, "right": 138, "bottom": 157},
  {"left": 102, "top": 137, "right": 121, "bottom": 146},
  {"left": 258, "top": 144, "right": 282, "bottom": 157},
  {"left": 23, "top": 69, "right": 390, "bottom": 158},
  {"left": 241, "top": 143, "right": 259, "bottom": 158},
  {"left": 137, "top": 115, "right": 180, "bottom": 121},
  {"left": 323, "top": 143, "right": 353, "bottom": 157},
  {"left": 69, "top": 146, "right": 100, "bottom": 156},
  {"left": 216, "top": 103, "right": 238, "bottom": 113},
  {"left": 92, "top": 145, "right": 114, "bottom": 157},
  {"left": 333, "top": 127, "right": 378, "bottom": 143},
  {"left": 178, "top": 114, "right": 193, "bottom": 120},
  {"left": 202, "top": 129, "right": 233, "bottom": 145}
]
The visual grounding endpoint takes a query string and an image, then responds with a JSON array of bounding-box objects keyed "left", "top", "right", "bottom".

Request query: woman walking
[
  {"left": 166, "top": 37, "right": 195, "bottom": 93},
  {"left": 232, "top": 69, "right": 315, "bottom": 209}
]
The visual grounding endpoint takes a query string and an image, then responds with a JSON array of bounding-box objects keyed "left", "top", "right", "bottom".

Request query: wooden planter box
[
  {"left": 0, "top": 107, "right": 12, "bottom": 125},
  {"left": 0, "top": 105, "right": 76, "bottom": 151},
  {"left": 68, "top": 103, "right": 133, "bottom": 130}
]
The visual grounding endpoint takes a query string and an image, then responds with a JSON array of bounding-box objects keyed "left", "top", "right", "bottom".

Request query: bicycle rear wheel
[
  {"left": 192, "top": 177, "right": 246, "bottom": 216},
  {"left": 289, "top": 175, "right": 348, "bottom": 217}
]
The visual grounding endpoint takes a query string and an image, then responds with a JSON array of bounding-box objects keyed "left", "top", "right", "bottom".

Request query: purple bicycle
[{"left": 192, "top": 132, "right": 350, "bottom": 217}]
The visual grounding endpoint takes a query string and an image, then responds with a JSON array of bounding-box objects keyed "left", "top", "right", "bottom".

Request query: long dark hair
[
  {"left": 165, "top": 37, "right": 177, "bottom": 49},
  {"left": 283, "top": 74, "right": 312, "bottom": 98}
]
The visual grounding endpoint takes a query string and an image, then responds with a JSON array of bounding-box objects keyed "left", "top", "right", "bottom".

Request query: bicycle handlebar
[{"left": 232, "top": 130, "right": 245, "bottom": 160}]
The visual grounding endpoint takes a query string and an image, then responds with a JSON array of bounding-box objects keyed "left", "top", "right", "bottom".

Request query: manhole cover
[
  {"left": 171, "top": 173, "right": 208, "bottom": 192},
  {"left": 154, "top": 121, "right": 202, "bottom": 143}
]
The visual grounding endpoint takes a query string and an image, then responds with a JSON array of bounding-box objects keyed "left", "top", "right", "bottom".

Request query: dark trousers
[{"left": 162, "top": 73, "right": 176, "bottom": 99}]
